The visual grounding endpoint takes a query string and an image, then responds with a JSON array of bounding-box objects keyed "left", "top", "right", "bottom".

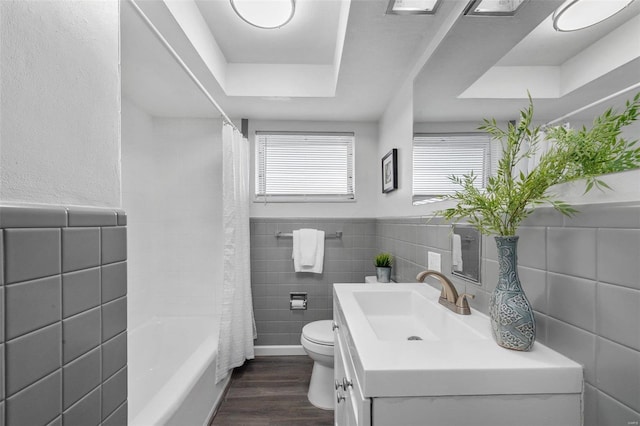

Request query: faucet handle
[{"left": 455, "top": 293, "right": 475, "bottom": 315}]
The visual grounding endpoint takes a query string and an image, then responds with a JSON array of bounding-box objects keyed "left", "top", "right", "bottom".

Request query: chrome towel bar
[{"left": 275, "top": 231, "right": 342, "bottom": 239}]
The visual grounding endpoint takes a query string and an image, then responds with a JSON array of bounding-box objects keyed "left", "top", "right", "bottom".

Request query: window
[
  {"left": 255, "top": 132, "right": 355, "bottom": 202},
  {"left": 412, "top": 133, "right": 498, "bottom": 204}
]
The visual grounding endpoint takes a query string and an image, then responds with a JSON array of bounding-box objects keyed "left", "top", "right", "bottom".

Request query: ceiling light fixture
[
  {"left": 230, "top": 0, "right": 296, "bottom": 29},
  {"left": 464, "top": 0, "right": 527, "bottom": 16},
  {"left": 386, "top": 0, "right": 441, "bottom": 15},
  {"left": 552, "top": 0, "right": 635, "bottom": 32}
]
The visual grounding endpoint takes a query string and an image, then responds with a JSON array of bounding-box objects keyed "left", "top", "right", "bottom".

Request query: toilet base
[{"left": 307, "top": 361, "right": 334, "bottom": 410}]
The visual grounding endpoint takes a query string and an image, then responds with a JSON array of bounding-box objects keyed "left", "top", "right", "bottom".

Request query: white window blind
[
  {"left": 413, "top": 133, "right": 498, "bottom": 203},
  {"left": 255, "top": 132, "right": 355, "bottom": 202}
]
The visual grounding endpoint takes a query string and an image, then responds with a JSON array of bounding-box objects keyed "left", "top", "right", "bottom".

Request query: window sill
[{"left": 253, "top": 197, "right": 357, "bottom": 204}]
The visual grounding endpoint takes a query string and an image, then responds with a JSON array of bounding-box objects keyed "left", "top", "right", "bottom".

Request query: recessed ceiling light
[
  {"left": 552, "top": 0, "right": 635, "bottom": 32},
  {"left": 230, "top": 0, "right": 296, "bottom": 29},
  {"left": 464, "top": 0, "right": 527, "bottom": 16},
  {"left": 386, "top": 0, "right": 441, "bottom": 15}
]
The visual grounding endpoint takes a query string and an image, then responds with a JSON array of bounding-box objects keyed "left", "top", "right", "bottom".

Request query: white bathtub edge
[
  {"left": 254, "top": 345, "right": 306, "bottom": 356},
  {"left": 131, "top": 329, "right": 219, "bottom": 426},
  {"left": 203, "top": 372, "right": 232, "bottom": 426}
]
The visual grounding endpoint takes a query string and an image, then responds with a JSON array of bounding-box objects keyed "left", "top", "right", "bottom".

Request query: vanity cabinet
[{"left": 333, "top": 283, "right": 583, "bottom": 426}]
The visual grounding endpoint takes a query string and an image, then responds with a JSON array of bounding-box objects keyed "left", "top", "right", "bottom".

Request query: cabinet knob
[
  {"left": 336, "top": 392, "right": 345, "bottom": 404},
  {"left": 343, "top": 378, "right": 353, "bottom": 389},
  {"left": 332, "top": 321, "right": 339, "bottom": 331},
  {"left": 335, "top": 380, "right": 343, "bottom": 390}
]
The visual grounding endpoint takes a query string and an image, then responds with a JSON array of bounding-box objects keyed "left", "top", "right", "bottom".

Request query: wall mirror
[
  {"left": 451, "top": 225, "right": 481, "bottom": 284},
  {"left": 412, "top": 1, "right": 640, "bottom": 182}
]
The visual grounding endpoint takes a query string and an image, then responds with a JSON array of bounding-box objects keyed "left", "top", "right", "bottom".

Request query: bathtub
[{"left": 128, "top": 316, "right": 230, "bottom": 426}]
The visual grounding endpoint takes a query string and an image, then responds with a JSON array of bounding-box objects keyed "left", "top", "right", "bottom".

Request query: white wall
[
  {"left": 249, "top": 119, "right": 379, "bottom": 218},
  {"left": 122, "top": 98, "right": 223, "bottom": 329},
  {"left": 376, "top": 81, "right": 414, "bottom": 218},
  {"left": 376, "top": 82, "right": 476, "bottom": 217},
  {"left": 0, "top": 0, "right": 121, "bottom": 208}
]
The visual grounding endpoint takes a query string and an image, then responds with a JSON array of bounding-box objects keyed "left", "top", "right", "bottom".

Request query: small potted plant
[{"left": 374, "top": 253, "right": 393, "bottom": 283}]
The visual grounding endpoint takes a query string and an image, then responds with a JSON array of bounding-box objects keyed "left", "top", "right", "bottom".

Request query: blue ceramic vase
[{"left": 489, "top": 236, "right": 536, "bottom": 351}]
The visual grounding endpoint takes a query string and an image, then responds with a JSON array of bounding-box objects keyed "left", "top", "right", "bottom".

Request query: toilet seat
[{"left": 302, "top": 320, "right": 334, "bottom": 346}]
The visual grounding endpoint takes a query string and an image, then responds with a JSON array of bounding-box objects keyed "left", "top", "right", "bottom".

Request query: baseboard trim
[{"left": 254, "top": 345, "right": 306, "bottom": 356}]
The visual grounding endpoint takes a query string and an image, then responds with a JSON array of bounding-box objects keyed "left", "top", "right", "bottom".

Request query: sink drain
[{"left": 407, "top": 336, "right": 423, "bottom": 341}]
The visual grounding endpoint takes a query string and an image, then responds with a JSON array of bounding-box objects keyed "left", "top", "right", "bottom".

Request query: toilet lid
[{"left": 302, "top": 320, "right": 334, "bottom": 346}]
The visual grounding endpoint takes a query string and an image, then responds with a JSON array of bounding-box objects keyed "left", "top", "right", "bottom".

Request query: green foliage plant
[
  {"left": 440, "top": 93, "right": 640, "bottom": 237},
  {"left": 374, "top": 252, "right": 393, "bottom": 267}
]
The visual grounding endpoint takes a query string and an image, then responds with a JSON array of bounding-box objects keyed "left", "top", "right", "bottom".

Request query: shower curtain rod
[
  {"left": 128, "top": 0, "right": 241, "bottom": 134},
  {"left": 544, "top": 81, "right": 640, "bottom": 128}
]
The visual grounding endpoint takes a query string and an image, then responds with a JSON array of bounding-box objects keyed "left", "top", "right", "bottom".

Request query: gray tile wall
[
  {"left": 0, "top": 205, "right": 127, "bottom": 426},
  {"left": 377, "top": 202, "right": 640, "bottom": 426},
  {"left": 376, "top": 217, "right": 453, "bottom": 284},
  {"left": 250, "top": 218, "right": 377, "bottom": 346}
]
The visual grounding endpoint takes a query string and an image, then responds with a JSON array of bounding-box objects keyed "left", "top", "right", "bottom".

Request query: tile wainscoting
[
  {"left": 250, "top": 218, "right": 377, "bottom": 346},
  {"left": 0, "top": 205, "right": 128, "bottom": 426}
]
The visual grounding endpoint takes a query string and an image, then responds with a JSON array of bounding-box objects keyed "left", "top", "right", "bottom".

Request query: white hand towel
[
  {"left": 293, "top": 230, "right": 325, "bottom": 274},
  {"left": 452, "top": 234, "right": 463, "bottom": 272},
  {"left": 299, "top": 228, "right": 318, "bottom": 266}
]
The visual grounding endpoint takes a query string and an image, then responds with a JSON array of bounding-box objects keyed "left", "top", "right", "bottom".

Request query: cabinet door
[
  {"left": 334, "top": 329, "right": 348, "bottom": 426},
  {"left": 334, "top": 315, "right": 371, "bottom": 426},
  {"left": 335, "top": 333, "right": 361, "bottom": 425}
]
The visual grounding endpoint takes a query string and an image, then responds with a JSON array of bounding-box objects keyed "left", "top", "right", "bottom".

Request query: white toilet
[{"left": 301, "top": 319, "right": 335, "bottom": 410}]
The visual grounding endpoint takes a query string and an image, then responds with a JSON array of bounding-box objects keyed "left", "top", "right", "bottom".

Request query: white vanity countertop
[{"left": 333, "top": 283, "right": 583, "bottom": 398}]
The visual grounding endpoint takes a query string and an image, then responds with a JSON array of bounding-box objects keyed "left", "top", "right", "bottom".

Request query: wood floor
[{"left": 211, "top": 356, "right": 335, "bottom": 426}]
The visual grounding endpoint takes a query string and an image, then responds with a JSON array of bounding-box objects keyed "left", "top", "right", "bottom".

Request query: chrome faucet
[{"left": 416, "top": 270, "right": 474, "bottom": 315}]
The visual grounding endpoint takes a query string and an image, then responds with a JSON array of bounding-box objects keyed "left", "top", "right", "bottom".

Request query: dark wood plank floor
[{"left": 211, "top": 356, "right": 335, "bottom": 426}]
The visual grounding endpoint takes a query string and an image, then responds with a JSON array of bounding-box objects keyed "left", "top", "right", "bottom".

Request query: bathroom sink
[
  {"left": 333, "top": 283, "right": 583, "bottom": 398},
  {"left": 352, "top": 290, "right": 484, "bottom": 342}
]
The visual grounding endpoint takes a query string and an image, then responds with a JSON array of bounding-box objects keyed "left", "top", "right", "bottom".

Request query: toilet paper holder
[{"left": 290, "top": 292, "right": 308, "bottom": 310}]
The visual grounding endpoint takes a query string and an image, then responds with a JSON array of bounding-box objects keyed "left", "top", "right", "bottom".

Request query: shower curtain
[{"left": 216, "top": 122, "right": 256, "bottom": 383}]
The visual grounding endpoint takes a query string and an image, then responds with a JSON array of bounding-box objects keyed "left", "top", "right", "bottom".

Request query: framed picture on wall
[{"left": 382, "top": 149, "right": 398, "bottom": 193}]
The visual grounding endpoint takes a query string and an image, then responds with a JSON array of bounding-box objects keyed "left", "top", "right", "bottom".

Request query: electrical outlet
[{"left": 428, "top": 251, "right": 441, "bottom": 272}]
